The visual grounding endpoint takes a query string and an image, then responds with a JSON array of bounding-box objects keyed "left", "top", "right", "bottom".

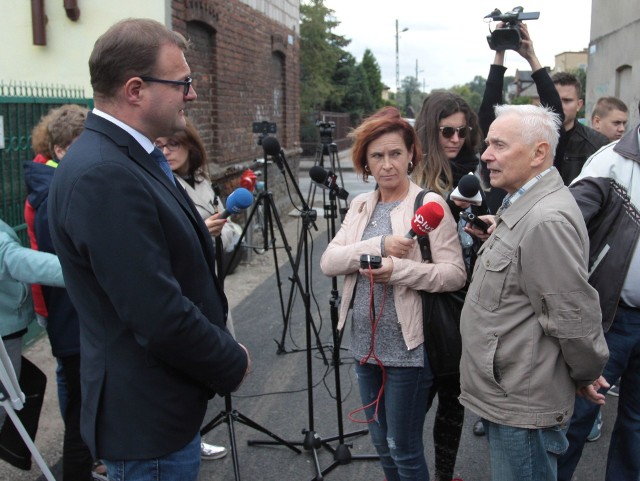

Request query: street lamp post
[
  {"left": 395, "top": 19, "right": 408, "bottom": 93},
  {"left": 415, "top": 59, "right": 424, "bottom": 92}
]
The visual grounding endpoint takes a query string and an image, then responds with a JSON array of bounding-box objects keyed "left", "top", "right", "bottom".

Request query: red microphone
[{"left": 405, "top": 202, "right": 445, "bottom": 238}]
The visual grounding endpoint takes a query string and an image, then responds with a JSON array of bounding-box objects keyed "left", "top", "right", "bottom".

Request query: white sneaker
[{"left": 201, "top": 442, "right": 228, "bottom": 460}]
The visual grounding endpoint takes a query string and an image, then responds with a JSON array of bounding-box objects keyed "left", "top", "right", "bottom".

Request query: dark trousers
[
  {"left": 60, "top": 354, "right": 93, "bottom": 481},
  {"left": 428, "top": 374, "right": 464, "bottom": 481}
]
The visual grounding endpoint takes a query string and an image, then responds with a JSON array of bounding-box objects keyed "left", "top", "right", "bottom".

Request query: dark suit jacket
[{"left": 48, "top": 112, "right": 248, "bottom": 459}]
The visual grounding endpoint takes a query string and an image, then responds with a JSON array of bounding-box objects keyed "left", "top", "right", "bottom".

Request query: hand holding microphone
[
  {"left": 450, "top": 173, "right": 484, "bottom": 207},
  {"left": 205, "top": 187, "right": 253, "bottom": 237},
  {"left": 219, "top": 188, "right": 253, "bottom": 219},
  {"left": 405, "top": 202, "right": 445, "bottom": 238}
]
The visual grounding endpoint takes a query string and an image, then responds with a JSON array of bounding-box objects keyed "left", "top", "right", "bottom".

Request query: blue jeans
[
  {"left": 102, "top": 433, "right": 201, "bottom": 481},
  {"left": 482, "top": 420, "right": 568, "bottom": 481},
  {"left": 354, "top": 347, "right": 434, "bottom": 481},
  {"left": 558, "top": 304, "right": 640, "bottom": 481}
]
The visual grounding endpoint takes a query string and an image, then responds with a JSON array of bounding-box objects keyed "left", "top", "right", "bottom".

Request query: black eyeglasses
[
  {"left": 139, "top": 76, "right": 193, "bottom": 96},
  {"left": 439, "top": 126, "right": 471, "bottom": 139}
]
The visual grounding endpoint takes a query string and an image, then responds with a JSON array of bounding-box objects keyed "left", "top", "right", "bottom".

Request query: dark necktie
[{"left": 150, "top": 148, "right": 176, "bottom": 185}]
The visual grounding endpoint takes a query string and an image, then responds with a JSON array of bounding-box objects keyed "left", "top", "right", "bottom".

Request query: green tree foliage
[
  {"left": 511, "top": 95, "right": 533, "bottom": 105},
  {"left": 299, "top": 0, "right": 348, "bottom": 112},
  {"left": 449, "top": 84, "right": 483, "bottom": 112},
  {"left": 360, "top": 49, "right": 384, "bottom": 110},
  {"left": 399, "top": 76, "right": 426, "bottom": 117},
  {"left": 299, "top": 0, "right": 384, "bottom": 119}
]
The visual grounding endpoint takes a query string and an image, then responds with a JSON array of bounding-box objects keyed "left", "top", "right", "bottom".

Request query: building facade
[
  {"left": 586, "top": 1, "right": 640, "bottom": 125},
  {"left": 0, "top": 0, "right": 301, "bottom": 181}
]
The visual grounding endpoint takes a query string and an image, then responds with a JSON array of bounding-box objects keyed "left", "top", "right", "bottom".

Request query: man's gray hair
[{"left": 494, "top": 104, "right": 562, "bottom": 156}]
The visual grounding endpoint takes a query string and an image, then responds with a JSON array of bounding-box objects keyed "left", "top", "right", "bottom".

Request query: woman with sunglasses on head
[
  {"left": 155, "top": 118, "right": 238, "bottom": 462},
  {"left": 413, "top": 91, "right": 483, "bottom": 481}
]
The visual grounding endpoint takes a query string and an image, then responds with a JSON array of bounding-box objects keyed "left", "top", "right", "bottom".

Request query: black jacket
[
  {"left": 558, "top": 122, "right": 610, "bottom": 185},
  {"left": 48, "top": 113, "right": 248, "bottom": 460}
]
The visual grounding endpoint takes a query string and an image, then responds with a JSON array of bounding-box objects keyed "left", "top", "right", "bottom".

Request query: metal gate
[{"left": 0, "top": 81, "right": 93, "bottom": 242}]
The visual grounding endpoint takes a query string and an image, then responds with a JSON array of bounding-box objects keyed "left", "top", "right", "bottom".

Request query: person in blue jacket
[{"left": 0, "top": 218, "right": 64, "bottom": 429}]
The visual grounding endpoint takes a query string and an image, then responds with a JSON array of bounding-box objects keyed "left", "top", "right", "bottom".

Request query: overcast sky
[{"left": 322, "top": 0, "right": 592, "bottom": 92}]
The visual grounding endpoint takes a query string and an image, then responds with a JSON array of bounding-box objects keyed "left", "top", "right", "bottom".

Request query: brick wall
[{"left": 171, "top": 0, "right": 300, "bottom": 204}]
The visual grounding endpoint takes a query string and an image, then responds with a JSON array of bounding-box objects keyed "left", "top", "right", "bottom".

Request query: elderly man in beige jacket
[{"left": 459, "top": 104, "right": 608, "bottom": 481}]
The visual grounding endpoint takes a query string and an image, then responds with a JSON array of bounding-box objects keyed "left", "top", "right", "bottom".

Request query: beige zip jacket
[
  {"left": 460, "top": 170, "right": 608, "bottom": 428},
  {"left": 320, "top": 181, "right": 466, "bottom": 350}
]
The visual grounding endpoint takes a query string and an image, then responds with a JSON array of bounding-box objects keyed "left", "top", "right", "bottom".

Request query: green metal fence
[{"left": 0, "top": 81, "right": 93, "bottom": 242}]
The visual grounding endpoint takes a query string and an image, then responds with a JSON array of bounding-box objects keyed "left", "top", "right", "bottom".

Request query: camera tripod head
[{"left": 252, "top": 121, "right": 277, "bottom": 146}]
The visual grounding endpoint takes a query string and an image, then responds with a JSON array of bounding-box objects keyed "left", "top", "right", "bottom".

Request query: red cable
[{"left": 349, "top": 265, "right": 387, "bottom": 424}]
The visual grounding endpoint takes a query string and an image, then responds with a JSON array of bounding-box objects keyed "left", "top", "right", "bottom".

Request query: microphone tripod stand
[
  {"left": 222, "top": 137, "right": 291, "bottom": 333},
  {"left": 200, "top": 236, "right": 301, "bottom": 481},
  {"left": 305, "top": 190, "right": 379, "bottom": 480},
  {"left": 250, "top": 167, "right": 377, "bottom": 480},
  {"left": 278, "top": 137, "right": 347, "bottom": 354},
  {"left": 306, "top": 138, "right": 349, "bottom": 229},
  {"left": 247, "top": 141, "right": 335, "bottom": 480}
]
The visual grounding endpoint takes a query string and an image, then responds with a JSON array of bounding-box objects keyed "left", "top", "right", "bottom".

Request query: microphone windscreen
[
  {"left": 309, "top": 165, "right": 329, "bottom": 184},
  {"left": 262, "top": 136, "right": 281, "bottom": 156},
  {"left": 457, "top": 174, "right": 481, "bottom": 198},
  {"left": 411, "top": 202, "right": 445, "bottom": 236},
  {"left": 226, "top": 188, "right": 254, "bottom": 213}
]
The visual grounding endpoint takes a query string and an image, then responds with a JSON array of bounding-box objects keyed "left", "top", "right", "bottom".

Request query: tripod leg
[
  {"left": 306, "top": 143, "right": 324, "bottom": 208},
  {"left": 277, "top": 221, "right": 329, "bottom": 364},
  {"left": 234, "top": 411, "right": 301, "bottom": 454},
  {"left": 226, "top": 413, "right": 242, "bottom": 481}
]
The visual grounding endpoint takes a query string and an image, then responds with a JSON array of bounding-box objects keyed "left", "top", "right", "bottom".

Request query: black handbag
[
  {"left": 0, "top": 356, "right": 47, "bottom": 470},
  {"left": 414, "top": 190, "right": 465, "bottom": 378}
]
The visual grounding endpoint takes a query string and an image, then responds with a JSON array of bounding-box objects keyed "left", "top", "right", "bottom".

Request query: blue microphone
[{"left": 219, "top": 188, "right": 253, "bottom": 219}]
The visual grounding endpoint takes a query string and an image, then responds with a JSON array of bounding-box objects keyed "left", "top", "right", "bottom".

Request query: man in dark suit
[{"left": 47, "top": 18, "right": 250, "bottom": 481}]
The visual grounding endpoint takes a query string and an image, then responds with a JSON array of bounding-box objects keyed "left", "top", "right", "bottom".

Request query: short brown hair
[
  {"left": 47, "top": 104, "right": 88, "bottom": 157},
  {"left": 349, "top": 106, "right": 422, "bottom": 182},
  {"left": 89, "top": 18, "right": 189, "bottom": 101},
  {"left": 552, "top": 72, "right": 582, "bottom": 98},
  {"left": 591, "top": 96, "right": 628, "bottom": 120}
]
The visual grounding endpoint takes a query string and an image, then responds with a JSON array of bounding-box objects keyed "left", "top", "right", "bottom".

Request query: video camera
[
  {"left": 484, "top": 6, "right": 540, "bottom": 51},
  {"left": 316, "top": 120, "right": 336, "bottom": 144}
]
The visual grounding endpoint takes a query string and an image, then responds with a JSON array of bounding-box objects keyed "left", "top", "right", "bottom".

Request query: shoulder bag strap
[{"left": 414, "top": 189, "right": 434, "bottom": 263}]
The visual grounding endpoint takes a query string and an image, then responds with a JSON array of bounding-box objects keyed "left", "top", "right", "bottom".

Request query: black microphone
[
  {"left": 450, "top": 173, "right": 483, "bottom": 206},
  {"left": 309, "top": 166, "right": 349, "bottom": 200},
  {"left": 261, "top": 136, "right": 285, "bottom": 173}
]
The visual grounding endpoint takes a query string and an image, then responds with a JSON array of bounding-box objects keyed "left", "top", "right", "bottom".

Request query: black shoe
[{"left": 473, "top": 419, "right": 485, "bottom": 436}]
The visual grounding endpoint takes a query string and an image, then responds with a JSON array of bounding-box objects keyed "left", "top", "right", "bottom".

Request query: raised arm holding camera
[{"left": 478, "top": 16, "right": 565, "bottom": 213}]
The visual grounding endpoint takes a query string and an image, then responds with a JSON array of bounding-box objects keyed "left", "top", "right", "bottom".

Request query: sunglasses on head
[{"left": 439, "top": 126, "right": 471, "bottom": 139}]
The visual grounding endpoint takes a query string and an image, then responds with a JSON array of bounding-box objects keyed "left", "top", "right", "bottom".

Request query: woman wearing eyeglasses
[
  {"left": 413, "top": 91, "right": 483, "bottom": 481},
  {"left": 155, "top": 118, "right": 239, "bottom": 462},
  {"left": 155, "top": 119, "right": 239, "bottom": 269}
]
